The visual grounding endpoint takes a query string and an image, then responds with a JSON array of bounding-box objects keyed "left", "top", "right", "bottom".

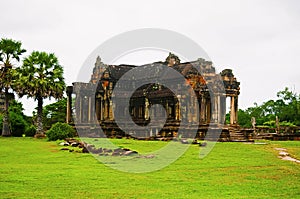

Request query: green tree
[
  {"left": 42, "top": 97, "right": 67, "bottom": 129},
  {"left": 15, "top": 51, "right": 65, "bottom": 135},
  {"left": 237, "top": 87, "right": 300, "bottom": 128},
  {"left": 276, "top": 87, "right": 300, "bottom": 125},
  {"left": 0, "top": 38, "right": 26, "bottom": 136},
  {"left": 237, "top": 109, "right": 252, "bottom": 128},
  {"left": 0, "top": 100, "right": 33, "bottom": 136}
]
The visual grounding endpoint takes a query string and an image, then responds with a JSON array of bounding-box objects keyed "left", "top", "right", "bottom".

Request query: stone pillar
[
  {"left": 206, "top": 98, "right": 211, "bottom": 123},
  {"left": 175, "top": 101, "right": 180, "bottom": 120},
  {"left": 74, "top": 94, "right": 79, "bottom": 123},
  {"left": 104, "top": 100, "right": 108, "bottom": 119},
  {"left": 211, "top": 95, "right": 217, "bottom": 123},
  {"left": 220, "top": 95, "right": 226, "bottom": 124},
  {"left": 212, "top": 95, "right": 221, "bottom": 124},
  {"left": 109, "top": 99, "right": 114, "bottom": 120},
  {"left": 95, "top": 97, "right": 101, "bottom": 121},
  {"left": 144, "top": 98, "right": 149, "bottom": 120},
  {"left": 230, "top": 96, "right": 235, "bottom": 125},
  {"left": 100, "top": 98, "right": 104, "bottom": 121},
  {"left": 217, "top": 95, "right": 223, "bottom": 124},
  {"left": 234, "top": 95, "right": 238, "bottom": 124},
  {"left": 175, "top": 96, "right": 181, "bottom": 121},
  {"left": 191, "top": 95, "right": 198, "bottom": 123},
  {"left": 200, "top": 96, "right": 206, "bottom": 123},
  {"left": 66, "top": 86, "right": 73, "bottom": 124},
  {"left": 88, "top": 96, "right": 92, "bottom": 122}
]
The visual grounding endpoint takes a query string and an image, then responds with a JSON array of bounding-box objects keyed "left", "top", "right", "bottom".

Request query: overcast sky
[{"left": 1, "top": 0, "right": 300, "bottom": 116}]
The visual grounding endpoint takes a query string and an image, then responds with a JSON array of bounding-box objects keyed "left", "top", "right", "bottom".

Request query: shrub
[
  {"left": 25, "top": 125, "right": 36, "bottom": 137},
  {"left": 46, "top": 122, "right": 75, "bottom": 141},
  {"left": 9, "top": 112, "right": 29, "bottom": 137}
]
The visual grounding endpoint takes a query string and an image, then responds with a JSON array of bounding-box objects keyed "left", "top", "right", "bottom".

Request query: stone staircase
[{"left": 229, "top": 128, "right": 249, "bottom": 142}]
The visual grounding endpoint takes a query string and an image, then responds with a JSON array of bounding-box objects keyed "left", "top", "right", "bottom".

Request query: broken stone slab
[
  {"left": 123, "top": 150, "right": 138, "bottom": 156},
  {"left": 112, "top": 151, "right": 121, "bottom": 156},
  {"left": 281, "top": 156, "right": 300, "bottom": 163},
  {"left": 71, "top": 142, "right": 80, "bottom": 147},
  {"left": 59, "top": 142, "right": 69, "bottom": 146},
  {"left": 82, "top": 147, "right": 89, "bottom": 153},
  {"left": 279, "top": 151, "right": 289, "bottom": 156},
  {"left": 181, "top": 139, "right": 189, "bottom": 144}
]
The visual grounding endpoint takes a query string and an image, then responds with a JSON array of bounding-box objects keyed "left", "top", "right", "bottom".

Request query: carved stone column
[
  {"left": 206, "top": 97, "right": 211, "bottom": 123},
  {"left": 109, "top": 99, "right": 114, "bottom": 120},
  {"left": 200, "top": 96, "right": 206, "bottom": 123},
  {"left": 104, "top": 100, "right": 108, "bottom": 119},
  {"left": 210, "top": 95, "right": 217, "bottom": 123},
  {"left": 230, "top": 96, "right": 235, "bottom": 125},
  {"left": 66, "top": 86, "right": 73, "bottom": 124},
  {"left": 74, "top": 94, "right": 79, "bottom": 123},
  {"left": 87, "top": 96, "right": 92, "bottom": 123},
  {"left": 175, "top": 96, "right": 181, "bottom": 121},
  {"left": 220, "top": 95, "right": 226, "bottom": 124},
  {"left": 234, "top": 95, "right": 238, "bottom": 124},
  {"left": 144, "top": 98, "right": 149, "bottom": 120}
]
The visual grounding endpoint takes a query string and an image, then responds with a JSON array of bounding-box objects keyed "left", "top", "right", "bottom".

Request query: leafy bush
[
  {"left": 9, "top": 112, "right": 29, "bottom": 137},
  {"left": 25, "top": 125, "right": 36, "bottom": 137},
  {"left": 46, "top": 122, "right": 75, "bottom": 141},
  {"left": 279, "top": 121, "right": 296, "bottom": 127},
  {"left": 263, "top": 120, "right": 276, "bottom": 128}
]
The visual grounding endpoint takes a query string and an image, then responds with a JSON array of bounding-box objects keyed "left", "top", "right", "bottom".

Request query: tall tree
[
  {"left": 15, "top": 51, "right": 65, "bottom": 135},
  {"left": 0, "top": 38, "right": 26, "bottom": 136}
]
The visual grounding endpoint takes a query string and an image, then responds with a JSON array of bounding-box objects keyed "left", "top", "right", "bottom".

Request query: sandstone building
[{"left": 67, "top": 53, "right": 240, "bottom": 139}]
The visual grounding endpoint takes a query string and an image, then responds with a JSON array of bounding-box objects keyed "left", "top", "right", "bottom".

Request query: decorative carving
[{"left": 165, "top": 52, "right": 180, "bottom": 67}]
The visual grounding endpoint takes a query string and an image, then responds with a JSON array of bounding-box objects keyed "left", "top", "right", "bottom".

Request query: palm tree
[
  {"left": 16, "top": 51, "right": 65, "bottom": 135},
  {"left": 0, "top": 38, "right": 26, "bottom": 136}
]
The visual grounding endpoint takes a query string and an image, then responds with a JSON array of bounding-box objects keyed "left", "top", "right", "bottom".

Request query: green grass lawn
[{"left": 0, "top": 137, "right": 300, "bottom": 199}]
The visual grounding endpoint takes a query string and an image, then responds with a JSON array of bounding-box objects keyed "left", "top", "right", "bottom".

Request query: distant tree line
[{"left": 231, "top": 87, "right": 300, "bottom": 128}]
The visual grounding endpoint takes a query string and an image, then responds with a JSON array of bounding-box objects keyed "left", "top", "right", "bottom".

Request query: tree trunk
[
  {"left": 2, "top": 88, "right": 11, "bottom": 136},
  {"left": 36, "top": 97, "right": 44, "bottom": 135}
]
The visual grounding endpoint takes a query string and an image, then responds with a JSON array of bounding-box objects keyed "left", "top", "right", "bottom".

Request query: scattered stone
[
  {"left": 113, "top": 148, "right": 124, "bottom": 153},
  {"left": 122, "top": 148, "right": 130, "bottom": 151},
  {"left": 123, "top": 150, "right": 138, "bottom": 156},
  {"left": 71, "top": 142, "right": 80, "bottom": 147},
  {"left": 279, "top": 151, "right": 289, "bottom": 156},
  {"left": 199, "top": 142, "right": 207, "bottom": 147},
  {"left": 276, "top": 147, "right": 300, "bottom": 164},
  {"left": 82, "top": 147, "right": 89, "bottom": 153},
  {"left": 181, "top": 139, "right": 189, "bottom": 144},
  {"left": 59, "top": 142, "right": 69, "bottom": 146},
  {"left": 59, "top": 140, "right": 139, "bottom": 157},
  {"left": 60, "top": 148, "right": 69, "bottom": 151},
  {"left": 104, "top": 149, "right": 112, "bottom": 153},
  {"left": 112, "top": 151, "right": 120, "bottom": 156},
  {"left": 281, "top": 156, "right": 300, "bottom": 163},
  {"left": 192, "top": 139, "right": 199, "bottom": 145}
]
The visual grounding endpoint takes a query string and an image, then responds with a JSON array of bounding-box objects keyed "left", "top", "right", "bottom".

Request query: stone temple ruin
[{"left": 67, "top": 53, "right": 249, "bottom": 141}]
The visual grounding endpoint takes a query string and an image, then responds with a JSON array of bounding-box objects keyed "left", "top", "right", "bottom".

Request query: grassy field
[{"left": 0, "top": 137, "right": 300, "bottom": 199}]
